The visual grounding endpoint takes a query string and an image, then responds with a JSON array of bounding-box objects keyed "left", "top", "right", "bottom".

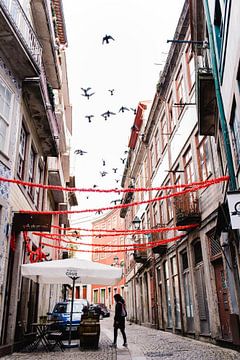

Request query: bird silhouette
[
  {"left": 124, "top": 150, "right": 129, "bottom": 154},
  {"left": 102, "top": 159, "right": 106, "bottom": 166},
  {"left": 82, "top": 92, "right": 95, "bottom": 100},
  {"left": 115, "top": 179, "right": 120, "bottom": 183},
  {"left": 108, "top": 89, "right": 115, "bottom": 96},
  {"left": 81, "top": 87, "right": 91, "bottom": 95},
  {"left": 93, "top": 184, "right": 98, "bottom": 188},
  {"left": 131, "top": 124, "right": 139, "bottom": 131},
  {"left": 74, "top": 149, "right": 87, "bottom": 155},
  {"left": 100, "top": 171, "right": 108, "bottom": 177},
  {"left": 85, "top": 115, "right": 94, "bottom": 123},
  {"left": 95, "top": 210, "right": 103, "bottom": 215},
  {"left": 130, "top": 108, "right": 137, "bottom": 115},
  {"left": 111, "top": 199, "right": 122, "bottom": 205},
  {"left": 120, "top": 158, "right": 126, "bottom": 164},
  {"left": 112, "top": 168, "right": 118, "bottom": 173},
  {"left": 102, "top": 34, "right": 115, "bottom": 44},
  {"left": 101, "top": 111, "right": 116, "bottom": 120},
  {"left": 119, "top": 106, "right": 129, "bottom": 113}
]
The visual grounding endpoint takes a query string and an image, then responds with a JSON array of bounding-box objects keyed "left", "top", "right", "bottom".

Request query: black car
[{"left": 89, "top": 303, "right": 110, "bottom": 318}]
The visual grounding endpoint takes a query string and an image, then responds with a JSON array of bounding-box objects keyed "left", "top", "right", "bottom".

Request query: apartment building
[
  {"left": 0, "top": 0, "right": 75, "bottom": 353},
  {"left": 120, "top": 0, "right": 239, "bottom": 345},
  {"left": 92, "top": 209, "right": 125, "bottom": 310}
]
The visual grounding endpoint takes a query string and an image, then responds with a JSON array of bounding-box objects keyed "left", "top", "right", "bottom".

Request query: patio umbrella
[{"left": 21, "top": 258, "right": 122, "bottom": 347}]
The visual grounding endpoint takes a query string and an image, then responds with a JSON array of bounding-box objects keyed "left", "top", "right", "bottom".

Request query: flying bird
[
  {"left": 74, "top": 149, "right": 87, "bottom": 155},
  {"left": 85, "top": 115, "right": 94, "bottom": 123},
  {"left": 108, "top": 89, "right": 115, "bottom": 96},
  {"left": 102, "top": 34, "right": 115, "bottom": 44},
  {"left": 111, "top": 199, "right": 122, "bottom": 205},
  {"left": 102, "top": 159, "right": 106, "bottom": 166},
  {"left": 119, "top": 106, "right": 129, "bottom": 113},
  {"left": 115, "top": 179, "right": 120, "bottom": 183},
  {"left": 81, "top": 87, "right": 91, "bottom": 95},
  {"left": 124, "top": 150, "right": 129, "bottom": 154},
  {"left": 82, "top": 92, "right": 95, "bottom": 100},
  {"left": 130, "top": 108, "right": 137, "bottom": 115},
  {"left": 120, "top": 158, "right": 126, "bottom": 164},
  {"left": 112, "top": 168, "right": 118, "bottom": 173},
  {"left": 95, "top": 210, "right": 103, "bottom": 215},
  {"left": 100, "top": 171, "right": 108, "bottom": 177},
  {"left": 101, "top": 111, "right": 116, "bottom": 120},
  {"left": 93, "top": 184, "right": 98, "bottom": 188}
]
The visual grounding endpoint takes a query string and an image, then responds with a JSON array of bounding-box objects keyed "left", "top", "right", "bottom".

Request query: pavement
[{"left": 1, "top": 315, "right": 240, "bottom": 360}]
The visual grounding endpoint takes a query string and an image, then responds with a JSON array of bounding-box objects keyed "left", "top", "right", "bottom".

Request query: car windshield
[{"left": 54, "top": 302, "right": 84, "bottom": 313}]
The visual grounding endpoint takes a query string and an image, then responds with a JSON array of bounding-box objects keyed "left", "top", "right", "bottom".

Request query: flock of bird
[{"left": 75, "top": 35, "right": 137, "bottom": 205}]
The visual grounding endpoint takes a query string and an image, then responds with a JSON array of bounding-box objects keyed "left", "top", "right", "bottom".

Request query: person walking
[{"left": 112, "top": 293, "right": 127, "bottom": 347}]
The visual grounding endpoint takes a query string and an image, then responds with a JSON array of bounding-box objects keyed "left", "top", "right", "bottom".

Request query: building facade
[
  {"left": 121, "top": 0, "right": 240, "bottom": 346},
  {"left": 0, "top": 0, "right": 75, "bottom": 353},
  {"left": 91, "top": 209, "right": 125, "bottom": 310}
]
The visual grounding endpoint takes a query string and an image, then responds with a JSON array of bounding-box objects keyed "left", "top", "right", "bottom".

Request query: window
[
  {"left": 214, "top": 0, "right": 223, "bottom": 58},
  {"left": 171, "top": 256, "right": 181, "bottom": 328},
  {"left": 160, "top": 113, "right": 168, "bottom": 151},
  {"left": 186, "top": 45, "right": 195, "bottom": 91},
  {"left": 230, "top": 99, "right": 240, "bottom": 166},
  {"left": 0, "top": 78, "right": 12, "bottom": 153},
  {"left": 150, "top": 144, "right": 155, "bottom": 172},
  {"left": 196, "top": 133, "right": 212, "bottom": 180},
  {"left": 28, "top": 146, "right": 36, "bottom": 197},
  {"left": 175, "top": 67, "right": 184, "bottom": 112},
  {"left": 153, "top": 202, "right": 159, "bottom": 226},
  {"left": 164, "top": 261, "right": 172, "bottom": 327},
  {"left": 154, "top": 130, "right": 160, "bottom": 164},
  {"left": 17, "top": 124, "right": 27, "bottom": 179},
  {"left": 166, "top": 180, "right": 173, "bottom": 222},
  {"left": 183, "top": 146, "right": 195, "bottom": 184},
  {"left": 193, "top": 241, "right": 203, "bottom": 265},
  {"left": 167, "top": 92, "right": 175, "bottom": 134}
]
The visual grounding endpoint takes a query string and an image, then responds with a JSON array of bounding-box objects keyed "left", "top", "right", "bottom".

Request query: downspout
[
  {"left": 202, "top": 0, "right": 239, "bottom": 315},
  {"left": 202, "top": 0, "right": 236, "bottom": 191}
]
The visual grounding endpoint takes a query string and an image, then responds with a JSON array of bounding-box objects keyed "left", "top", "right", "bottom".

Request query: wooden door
[{"left": 214, "top": 260, "right": 231, "bottom": 340}]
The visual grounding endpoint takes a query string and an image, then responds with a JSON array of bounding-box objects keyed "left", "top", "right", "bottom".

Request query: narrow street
[{"left": 1, "top": 315, "right": 240, "bottom": 360}]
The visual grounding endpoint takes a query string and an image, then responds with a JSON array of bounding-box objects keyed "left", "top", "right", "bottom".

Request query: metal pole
[{"left": 68, "top": 276, "right": 75, "bottom": 346}]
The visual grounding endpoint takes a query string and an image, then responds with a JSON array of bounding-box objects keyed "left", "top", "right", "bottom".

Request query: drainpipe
[
  {"left": 202, "top": 0, "right": 239, "bottom": 314},
  {"left": 202, "top": 0, "right": 236, "bottom": 191}
]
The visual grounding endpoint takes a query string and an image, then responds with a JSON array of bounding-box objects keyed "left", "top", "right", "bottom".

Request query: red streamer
[
  {"left": 19, "top": 182, "right": 219, "bottom": 215},
  {"left": 0, "top": 175, "right": 229, "bottom": 194},
  {"left": 33, "top": 224, "right": 197, "bottom": 239}
]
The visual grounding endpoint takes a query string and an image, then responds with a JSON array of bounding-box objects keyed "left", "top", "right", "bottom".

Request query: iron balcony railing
[{"left": 0, "top": 0, "right": 42, "bottom": 68}]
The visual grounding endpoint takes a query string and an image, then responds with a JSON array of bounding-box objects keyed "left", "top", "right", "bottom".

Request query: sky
[{"left": 62, "top": 0, "right": 185, "bottom": 227}]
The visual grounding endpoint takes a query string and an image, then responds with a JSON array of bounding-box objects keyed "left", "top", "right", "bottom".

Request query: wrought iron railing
[{"left": 0, "top": 0, "right": 42, "bottom": 68}]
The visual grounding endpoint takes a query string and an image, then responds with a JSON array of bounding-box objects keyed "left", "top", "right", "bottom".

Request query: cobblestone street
[{"left": 1, "top": 315, "right": 240, "bottom": 360}]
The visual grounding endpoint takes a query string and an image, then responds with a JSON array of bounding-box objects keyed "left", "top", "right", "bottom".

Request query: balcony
[
  {"left": 31, "top": 0, "right": 62, "bottom": 88},
  {"left": 48, "top": 157, "right": 65, "bottom": 203},
  {"left": 0, "top": 0, "right": 42, "bottom": 79},
  {"left": 23, "top": 70, "right": 59, "bottom": 156},
  {"left": 133, "top": 249, "right": 147, "bottom": 263},
  {"left": 197, "top": 69, "right": 217, "bottom": 136},
  {"left": 151, "top": 226, "right": 168, "bottom": 255},
  {"left": 174, "top": 193, "right": 201, "bottom": 227}
]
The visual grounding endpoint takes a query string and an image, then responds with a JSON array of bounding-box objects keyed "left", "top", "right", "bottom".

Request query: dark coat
[{"left": 114, "top": 301, "right": 125, "bottom": 329}]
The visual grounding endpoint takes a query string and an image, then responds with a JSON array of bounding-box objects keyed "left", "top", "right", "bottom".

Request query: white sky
[{"left": 62, "top": 0, "right": 185, "bottom": 226}]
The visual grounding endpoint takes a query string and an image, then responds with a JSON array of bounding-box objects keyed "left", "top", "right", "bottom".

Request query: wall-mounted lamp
[{"left": 132, "top": 216, "right": 141, "bottom": 230}]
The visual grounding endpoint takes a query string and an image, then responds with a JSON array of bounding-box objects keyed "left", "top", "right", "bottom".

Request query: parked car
[
  {"left": 89, "top": 303, "right": 110, "bottom": 318},
  {"left": 48, "top": 299, "right": 89, "bottom": 335}
]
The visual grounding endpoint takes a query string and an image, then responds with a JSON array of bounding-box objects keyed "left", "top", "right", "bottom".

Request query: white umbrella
[
  {"left": 21, "top": 258, "right": 122, "bottom": 347},
  {"left": 21, "top": 258, "right": 122, "bottom": 285}
]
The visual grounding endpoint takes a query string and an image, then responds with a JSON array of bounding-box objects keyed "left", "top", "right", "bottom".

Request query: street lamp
[{"left": 132, "top": 216, "right": 141, "bottom": 230}]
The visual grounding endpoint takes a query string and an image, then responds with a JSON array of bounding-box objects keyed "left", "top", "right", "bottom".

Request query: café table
[{"left": 31, "top": 322, "right": 56, "bottom": 351}]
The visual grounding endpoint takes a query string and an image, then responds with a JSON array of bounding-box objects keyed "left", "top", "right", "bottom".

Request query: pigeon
[
  {"left": 82, "top": 92, "right": 95, "bottom": 100},
  {"left": 101, "top": 111, "right": 116, "bottom": 120},
  {"left": 102, "top": 159, "right": 106, "bottom": 166},
  {"left": 85, "top": 115, "right": 94, "bottom": 123},
  {"left": 102, "top": 34, "right": 115, "bottom": 44},
  {"left": 93, "top": 184, "right": 98, "bottom": 188},
  {"left": 124, "top": 150, "right": 129, "bottom": 154},
  {"left": 81, "top": 87, "right": 91, "bottom": 95},
  {"left": 112, "top": 168, "right": 118, "bottom": 173},
  {"left": 100, "top": 171, "right": 108, "bottom": 177},
  {"left": 108, "top": 89, "right": 115, "bottom": 96},
  {"left": 120, "top": 158, "right": 126, "bottom": 164},
  {"left": 111, "top": 199, "right": 122, "bottom": 205},
  {"left": 130, "top": 108, "right": 137, "bottom": 115},
  {"left": 74, "top": 149, "right": 87, "bottom": 155},
  {"left": 115, "top": 179, "right": 120, "bottom": 183},
  {"left": 119, "top": 106, "right": 129, "bottom": 113},
  {"left": 95, "top": 210, "right": 103, "bottom": 215}
]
